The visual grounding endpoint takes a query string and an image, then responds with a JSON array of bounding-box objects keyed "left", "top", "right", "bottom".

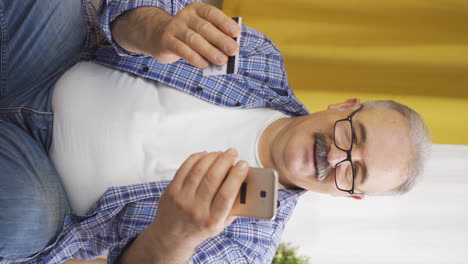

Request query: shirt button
[
  {"left": 196, "top": 86, "right": 203, "bottom": 92},
  {"left": 143, "top": 66, "right": 149, "bottom": 72},
  {"left": 235, "top": 102, "right": 242, "bottom": 107}
]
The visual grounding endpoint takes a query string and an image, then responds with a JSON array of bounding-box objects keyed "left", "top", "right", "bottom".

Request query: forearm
[
  {"left": 110, "top": 7, "right": 171, "bottom": 55},
  {"left": 118, "top": 224, "right": 195, "bottom": 264}
]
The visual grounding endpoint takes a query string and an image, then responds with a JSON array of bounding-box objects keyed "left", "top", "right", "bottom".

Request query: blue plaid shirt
[{"left": 6, "top": 0, "right": 310, "bottom": 263}]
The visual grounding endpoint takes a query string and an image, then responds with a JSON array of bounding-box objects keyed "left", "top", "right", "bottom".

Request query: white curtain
[{"left": 282, "top": 144, "right": 468, "bottom": 264}]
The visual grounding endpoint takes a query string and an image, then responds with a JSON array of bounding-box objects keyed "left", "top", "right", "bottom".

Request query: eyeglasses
[{"left": 333, "top": 105, "right": 364, "bottom": 195}]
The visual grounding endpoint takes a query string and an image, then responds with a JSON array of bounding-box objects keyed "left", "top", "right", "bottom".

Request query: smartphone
[{"left": 230, "top": 167, "right": 278, "bottom": 220}]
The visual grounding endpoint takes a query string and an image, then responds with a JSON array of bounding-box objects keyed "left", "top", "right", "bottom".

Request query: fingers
[
  {"left": 168, "top": 36, "right": 210, "bottom": 68},
  {"left": 195, "top": 148, "right": 239, "bottom": 205},
  {"left": 167, "top": 2, "right": 240, "bottom": 67},
  {"left": 170, "top": 151, "right": 208, "bottom": 191},
  {"left": 174, "top": 29, "right": 225, "bottom": 65},
  {"left": 181, "top": 152, "right": 222, "bottom": 195},
  {"left": 188, "top": 18, "right": 239, "bottom": 59},
  {"left": 191, "top": 4, "right": 240, "bottom": 56},
  {"left": 170, "top": 148, "right": 247, "bottom": 230},
  {"left": 194, "top": 3, "right": 240, "bottom": 38},
  {"left": 210, "top": 160, "right": 248, "bottom": 222}
]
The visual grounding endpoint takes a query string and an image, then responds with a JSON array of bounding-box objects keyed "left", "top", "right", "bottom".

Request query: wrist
[
  {"left": 146, "top": 223, "right": 198, "bottom": 263},
  {"left": 111, "top": 7, "right": 172, "bottom": 55}
]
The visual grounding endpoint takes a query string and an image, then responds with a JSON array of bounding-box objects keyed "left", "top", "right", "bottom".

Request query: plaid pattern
[
  {"left": 86, "top": 0, "right": 309, "bottom": 117},
  {"left": 6, "top": 181, "right": 304, "bottom": 264},
  {"left": 4, "top": 0, "right": 310, "bottom": 263}
]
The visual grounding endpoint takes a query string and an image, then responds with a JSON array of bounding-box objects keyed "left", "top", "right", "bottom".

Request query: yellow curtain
[{"left": 224, "top": 0, "right": 468, "bottom": 144}]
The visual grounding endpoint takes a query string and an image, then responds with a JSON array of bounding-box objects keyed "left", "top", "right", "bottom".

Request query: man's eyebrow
[
  {"left": 360, "top": 163, "right": 368, "bottom": 186},
  {"left": 356, "top": 121, "right": 368, "bottom": 187},
  {"left": 357, "top": 122, "right": 367, "bottom": 143}
]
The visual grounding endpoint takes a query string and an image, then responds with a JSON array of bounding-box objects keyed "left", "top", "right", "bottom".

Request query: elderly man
[{"left": 0, "top": 0, "right": 430, "bottom": 263}]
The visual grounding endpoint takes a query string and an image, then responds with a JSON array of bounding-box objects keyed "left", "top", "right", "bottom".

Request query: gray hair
[{"left": 362, "top": 100, "right": 431, "bottom": 195}]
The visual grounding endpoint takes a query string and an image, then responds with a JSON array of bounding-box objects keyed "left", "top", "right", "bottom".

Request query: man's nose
[
  {"left": 327, "top": 145, "right": 348, "bottom": 167},
  {"left": 327, "top": 145, "right": 363, "bottom": 166}
]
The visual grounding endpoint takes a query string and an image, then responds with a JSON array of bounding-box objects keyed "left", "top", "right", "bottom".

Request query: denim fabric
[
  {"left": 0, "top": 121, "right": 70, "bottom": 260},
  {"left": 1, "top": 0, "right": 307, "bottom": 262},
  {"left": 0, "top": 0, "right": 86, "bottom": 260}
]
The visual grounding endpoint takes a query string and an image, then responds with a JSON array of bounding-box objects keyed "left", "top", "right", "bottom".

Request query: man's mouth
[
  {"left": 314, "top": 132, "right": 330, "bottom": 182},
  {"left": 307, "top": 141, "right": 318, "bottom": 173},
  {"left": 312, "top": 141, "right": 318, "bottom": 172}
]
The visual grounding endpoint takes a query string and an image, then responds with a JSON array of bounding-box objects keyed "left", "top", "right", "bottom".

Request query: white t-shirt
[{"left": 49, "top": 62, "right": 287, "bottom": 215}]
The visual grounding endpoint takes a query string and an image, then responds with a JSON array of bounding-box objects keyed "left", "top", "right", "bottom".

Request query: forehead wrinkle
[{"left": 353, "top": 107, "right": 410, "bottom": 193}]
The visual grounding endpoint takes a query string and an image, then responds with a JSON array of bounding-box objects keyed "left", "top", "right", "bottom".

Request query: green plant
[{"left": 272, "top": 242, "right": 311, "bottom": 264}]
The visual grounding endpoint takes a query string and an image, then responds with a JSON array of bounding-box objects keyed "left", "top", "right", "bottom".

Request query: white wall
[{"left": 282, "top": 144, "right": 468, "bottom": 264}]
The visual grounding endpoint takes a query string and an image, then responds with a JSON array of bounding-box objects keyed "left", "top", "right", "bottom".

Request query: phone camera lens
[{"left": 260, "top": 191, "right": 267, "bottom": 198}]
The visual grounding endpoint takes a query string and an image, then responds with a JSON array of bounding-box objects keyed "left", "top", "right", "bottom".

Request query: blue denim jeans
[{"left": 0, "top": 0, "right": 87, "bottom": 260}]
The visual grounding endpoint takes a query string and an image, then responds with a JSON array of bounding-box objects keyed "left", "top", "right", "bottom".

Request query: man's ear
[
  {"left": 347, "top": 193, "right": 365, "bottom": 200},
  {"left": 328, "top": 98, "right": 361, "bottom": 111}
]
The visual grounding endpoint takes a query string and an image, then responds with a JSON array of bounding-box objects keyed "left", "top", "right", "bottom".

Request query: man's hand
[
  {"left": 118, "top": 149, "right": 249, "bottom": 264},
  {"left": 111, "top": 3, "right": 241, "bottom": 69}
]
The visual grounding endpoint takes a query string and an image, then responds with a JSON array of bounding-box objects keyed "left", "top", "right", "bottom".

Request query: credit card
[{"left": 203, "top": 17, "right": 242, "bottom": 76}]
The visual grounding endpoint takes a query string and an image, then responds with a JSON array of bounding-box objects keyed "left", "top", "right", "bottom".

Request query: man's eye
[
  {"left": 351, "top": 126, "right": 360, "bottom": 146},
  {"left": 355, "top": 164, "right": 364, "bottom": 184}
]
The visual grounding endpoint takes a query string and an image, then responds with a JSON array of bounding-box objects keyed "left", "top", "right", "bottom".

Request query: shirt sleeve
[
  {"left": 106, "top": 190, "right": 300, "bottom": 264},
  {"left": 186, "top": 219, "right": 282, "bottom": 264},
  {"left": 6, "top": 183, "right": 300, "bottom": 264},
  {"left": 184, "top": 190, "right": 303, "bottom": 264},
  {"left": 96, "top": 0, "right": 198, "bottom": 57}
]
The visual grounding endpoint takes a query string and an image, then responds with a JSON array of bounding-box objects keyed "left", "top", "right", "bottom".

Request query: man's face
[{"left": 271, "top": 99, "right": 412, "bottom": 197}]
